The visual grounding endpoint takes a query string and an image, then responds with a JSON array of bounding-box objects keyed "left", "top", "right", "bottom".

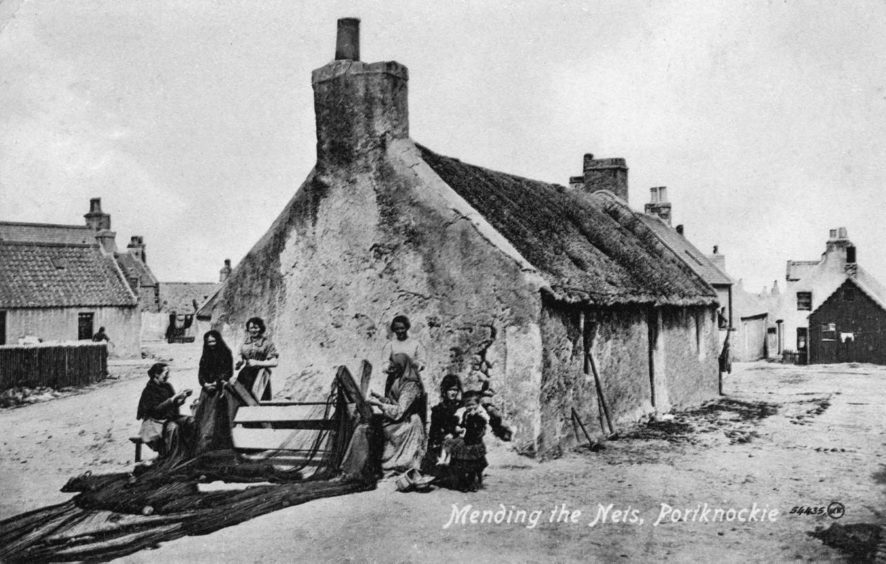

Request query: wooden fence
[{"left": 0, "top": 342, "right": 108, "bottom": 391}]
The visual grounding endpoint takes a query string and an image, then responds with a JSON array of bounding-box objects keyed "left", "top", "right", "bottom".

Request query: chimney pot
[
  {"left": 90, "top": 198, "right": 102, "bottom": 213},
  {"left": 335, "top": 18, "right": 360, "bottom": 61},
  {"left": 676, "top": 224, "right": 684, "bottom": 235}
]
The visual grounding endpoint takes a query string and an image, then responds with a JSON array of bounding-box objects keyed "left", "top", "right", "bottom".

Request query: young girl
[
  {"left": 448, "top": 390, "right": 489, "bottom": 491},
  {"left": 423, "top": 375, "right": 462, "bottom": 472}
]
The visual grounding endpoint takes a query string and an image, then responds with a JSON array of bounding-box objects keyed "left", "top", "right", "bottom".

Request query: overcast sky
[{"left": 2, "top": 0, "right": 885, "bottom": 293}]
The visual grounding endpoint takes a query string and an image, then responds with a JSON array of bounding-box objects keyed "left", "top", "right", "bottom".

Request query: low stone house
[
  {"left": 202, "top": 19, "right": 721, "bottom": 456},
  {"left": 0, "top": 241, "right": 140, "bottom": 357}
]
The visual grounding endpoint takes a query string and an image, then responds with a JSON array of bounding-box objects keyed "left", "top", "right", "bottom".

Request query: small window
[
  {"left": 797, "top": 292, "right": 812, "bottom": 311},
  {"left": 821, "top": 323, "right": 836, "bottom": 341}
]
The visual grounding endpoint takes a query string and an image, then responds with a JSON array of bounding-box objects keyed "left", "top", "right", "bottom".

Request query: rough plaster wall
[
  {"left": 537, "top": 302, "right": 653, "bottom": 458},
  {"left": 659, "top": 306, "right": 719, "bottom": 408},
  {"left": 211, "top": 139, "right": 544, "bottom": 446}
]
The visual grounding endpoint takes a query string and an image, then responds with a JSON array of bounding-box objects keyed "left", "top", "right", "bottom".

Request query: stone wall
[
  {"left": 658, "top": 306, "right": 719, "bottom": 409},
  {"left": 537, "top": 301, "right": 653, "bottom": 458},
  {"left": 209, "top": 139, "right": 545, "bottom": 446}
]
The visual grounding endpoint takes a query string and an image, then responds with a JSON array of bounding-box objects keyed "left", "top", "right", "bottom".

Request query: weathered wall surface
[
  {"left": 210, "top": 139, "right": 545, "bottom": 446},
  {"left": 5, "top": 306, "right": 140, "bottom": 358},
  {"left": 537, "top": 302, "right": 653, "bottom": 457},
  {"left": 659, "top": 306, "right": 719, "bottom": 408}
]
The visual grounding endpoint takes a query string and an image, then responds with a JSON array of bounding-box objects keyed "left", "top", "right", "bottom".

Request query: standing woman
[
  {"left": 366, "top": 353, "right": 428, "bottom": 476},
  {"left": 193, "top": 330, "right": 234, "bottom": 453},
  {"left": 235, "top": 317, "right": 279, "bottom": 401},
  {"left": 381, "top": 315, "right": 427, "bottom": 376}
]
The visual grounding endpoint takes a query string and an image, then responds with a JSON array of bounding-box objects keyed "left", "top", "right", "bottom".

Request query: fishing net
[{"left": 0, "top": 366, "right": 377, "bottom": 562}]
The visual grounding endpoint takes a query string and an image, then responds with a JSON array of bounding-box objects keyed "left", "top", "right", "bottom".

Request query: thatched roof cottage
[{"left": 202, "top": 19, "right": 721, "bottom": 456}]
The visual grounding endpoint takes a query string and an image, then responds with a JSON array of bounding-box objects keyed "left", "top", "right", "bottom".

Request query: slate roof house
[
  {"left": 775, "top": 227, "right": 886, "bottom": 364},
  {"left": 0, "top": 199, "right": 152, "bottom": 357},
  {"left": 202, "top": 19, "right": 721, "bottom": 456},
  {"left": 0, "top": 199, "right": 160, "bottom": 313},
  {"left": 0, "top": 241, "right": 140, "bottom": 357}
]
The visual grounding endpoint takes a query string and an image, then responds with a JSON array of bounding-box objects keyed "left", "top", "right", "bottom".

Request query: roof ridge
[
  {"left": 0, "top": 221, "right": 90, "bottom": 230},
  {"left": 0, "top": 241, "right": 98, "bottom": 248}
]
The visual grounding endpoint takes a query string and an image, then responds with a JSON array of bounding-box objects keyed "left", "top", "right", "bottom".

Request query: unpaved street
[{"left": 1, "top": 349, "right": 884, "bottom": 562}]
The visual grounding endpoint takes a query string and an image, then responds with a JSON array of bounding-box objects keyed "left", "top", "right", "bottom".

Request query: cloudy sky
[{"left": 2, "top": 0, "right": 885, "bottom": 293}]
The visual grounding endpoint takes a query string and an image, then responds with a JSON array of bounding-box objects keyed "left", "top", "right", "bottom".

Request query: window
[
  {"left": 797, "top": 292, "right": 812, "bottom": 311},
  {"left": 821, "top": 323, "right": 836, "bottom": 341},
  {"left": 0, "top": 311, "right": 5, "bottom": 345},
  {"left": 843, "top": 287, "right": 856, "bottom": 302}
]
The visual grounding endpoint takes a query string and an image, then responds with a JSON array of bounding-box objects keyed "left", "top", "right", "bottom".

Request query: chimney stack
[
  {"left": 825, "top": 226, "right": 852, "bottom": 255},
  {"left": 708, "top": 245, "right": 726, "bottom": 273},
  {"left": 95, "top": 229, "right": 117, "bottom": 255},
  {"left": 127, "top": 235, "right": 146, "bottom": 264},
  {"left": 335, "top": 18, "right": 360, "bottom": 60},
  {"left": 84, "top": 198, "right": 111, "bottom": 231},
  {"left": 219, "top": 258, "right": 232, "bottom": 283},
  {"left": 644, "top": 186, "right": 672, "bottom": 225},
  {"left": 576, "top": 154, "right": 629, "bottom": 202},
  {"left": 312, "top": 19, "right": 409, "bottom": 167}
]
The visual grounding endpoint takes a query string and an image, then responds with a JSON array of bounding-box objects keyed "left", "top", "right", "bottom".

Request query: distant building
[
  {"left": 638, "top": 186, "right": 734, "bottom": 331},
  {"left": 0, "top": 241, "right": 140, "bottom": 356},
  {"left": 0, "top": 198, "right": 160, "bottom": 313},
  {"left": 776, "top": 227, "right": 886, "bottom": 364}
]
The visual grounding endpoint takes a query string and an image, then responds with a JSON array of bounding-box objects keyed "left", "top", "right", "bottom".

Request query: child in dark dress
[
  {"left": 423, "top": 374, "right": 462, "bottom": 475},
  {"left": 448, "top": 390, "right": 489, "bottom": 491}
]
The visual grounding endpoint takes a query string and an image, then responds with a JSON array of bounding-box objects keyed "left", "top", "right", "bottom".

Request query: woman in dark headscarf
[
  {"left": 193, "top": 330, "right": 235, "bottom": 454},
  {"left": 366, "top": 353, "right": 428, "bottom": 476}
]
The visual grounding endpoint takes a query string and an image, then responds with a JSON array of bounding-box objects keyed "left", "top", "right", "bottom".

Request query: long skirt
[
  {"left": 380, "top": 413, "right": 427, "bottom": 476},
  {"left": 148, "top": 416, "right": 195, "bottom": 471},
  {"left": 236, "top": 366, "right": 272, "bottom": 401},
  {"left": 193, "top": 388, "right": 237, "bottom": 454}
]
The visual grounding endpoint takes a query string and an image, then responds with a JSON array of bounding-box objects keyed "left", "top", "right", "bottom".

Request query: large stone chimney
[
  {"left": 127, "top": 235, "right": 146, "bottom": 264},
  {"left": 312, "top": 18, "right": 409, "bottom": 167},
  {"left": 84, "top": 198, "right": 111, "bottom": 231},
  {"left": 568, "top": 154, "right": 629, "bottom": 202},
  {"left": 219, "top": 258, "right": 232, "bottom": 283},
  {"left": 644, "top": 186, "right": 672, "bottom": 225}
]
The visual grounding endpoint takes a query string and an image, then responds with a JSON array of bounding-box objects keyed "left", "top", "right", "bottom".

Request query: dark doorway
[
  {"left": 797, "top": 327, "right": 808, "bottom": 365},
  {"left": 78, "top": 312, "right": 95, "bottom": 341},
  {"left": 0, "top": 311, "right": 5, "bottom": 345}
]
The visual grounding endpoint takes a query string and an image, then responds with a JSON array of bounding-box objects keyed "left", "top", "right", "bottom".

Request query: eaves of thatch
[{"left": 417, "top": 144, "right": 718, "bottom": 308}]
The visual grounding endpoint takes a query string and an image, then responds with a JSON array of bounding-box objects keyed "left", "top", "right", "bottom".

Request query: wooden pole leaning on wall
[{"left": 582, "top": 310, "right": 615, "bottom": 438}]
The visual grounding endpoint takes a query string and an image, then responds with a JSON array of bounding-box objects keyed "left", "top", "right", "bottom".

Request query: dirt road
[{"left": 1, "top": 351, "right": 883, "bottom": 562}]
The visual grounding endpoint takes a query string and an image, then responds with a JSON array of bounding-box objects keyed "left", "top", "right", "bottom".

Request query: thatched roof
[{"left": 418, "top": 145, "right": 717, "bottom": 307}]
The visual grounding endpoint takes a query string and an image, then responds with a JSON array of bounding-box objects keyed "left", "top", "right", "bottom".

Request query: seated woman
[
  {"left": 366, "top": 353, "right": 427, "bottom": 476},
  {"left": 235, "top": 317, "right": 279, "bottom": 401},
  {"left": 136, "top": 363, "right": 194, "bottom": 467},
  {"left": 193, "top": 330, "right": 235, "bottom": 454}
]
